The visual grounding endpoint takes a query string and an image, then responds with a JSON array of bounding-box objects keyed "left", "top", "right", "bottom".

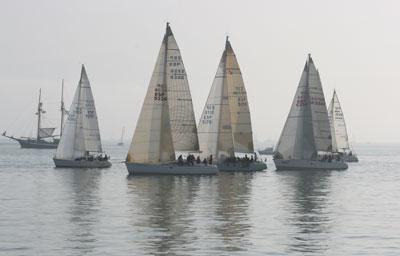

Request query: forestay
[
  {"left": 275, "top": 55, "right": 332, "bottom": 160},
  {"left": 328, "top": 91, "right": 350, "bottom": 151},
  {"left": 55, "top": 65, "right": 103, "bottom": 160}
]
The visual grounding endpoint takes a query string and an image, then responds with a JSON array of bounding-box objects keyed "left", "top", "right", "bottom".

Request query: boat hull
[
  {"left": 126, "top": 162, "right": 218, "bottom": 175},
  {"left": 18, "top": 139, "right": 58, "bottom": 149},
  {"left": 218, "top": 161, "right": 267, "bottom": 172},
  {"left": 274, "top": 159, "right": 348, "bottom": 171},
  {"left": 3, "top": 135, "right": 59, "bottom": 149},
  {"left": 53, "top": 158, "right": 111, "bottom": 168}
]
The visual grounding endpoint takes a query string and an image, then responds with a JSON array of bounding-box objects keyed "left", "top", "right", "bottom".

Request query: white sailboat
[
  {"left": 125, "top": 23, "right": 218, "bottom": 175},
  {"left": 53, "top": 65, "right": 111, "bottom": 168},
  {"left": 274, "top": 54, "right": 348, "bottom": 170},
  {"left": 328, "top": 90, "right": 358, "bottom": 162},
  {"left": 197, "top": 37, "right": 267, "bottom": 172}
]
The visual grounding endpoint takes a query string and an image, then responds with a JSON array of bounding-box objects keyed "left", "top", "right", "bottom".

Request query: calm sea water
[{"left": 1, "top": 142, "right": 400, "bottom": 255}]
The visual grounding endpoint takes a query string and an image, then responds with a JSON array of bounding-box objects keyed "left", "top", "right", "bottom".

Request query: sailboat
[
  {"left": 2, "top": 83, "right": 66, "bottom": 149},
  {"left": 197, "top": 37, "right": 267, "bottom": 172},
  {"left": 273, "top": 54, "right": 348, "bottom": 170},
  {"left": 125, "top": 23, "right": 218, "bottom": 175},
  {"left": 328, "top": 90, "right": 359, "bottom": 162},
  {"left": 117, "top": 127, "right": 125, "bottom": 146},
  {"left": 53, "top": 65, "right": 111, "bottom": 168}
]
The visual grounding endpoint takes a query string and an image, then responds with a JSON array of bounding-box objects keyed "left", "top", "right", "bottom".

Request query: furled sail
[
  {"left": 165, "top": 26, "right": 199, "bottom": 152},
  {"left": 55, "top": 65, "right": 103, "bottom": 159},
  {"left": 38, "top": 127, "right": 56, "bottom": 138},
  {"left": 328, "top": 90, "right": 350, "bottom": 151},
  {"left": 127, "top": 24, "right": 175, "bottom": 164},
  {"left": 275, "top": 54, "right": 332, "bottom": 160},
  {"left": 198, "top": 37, "right": 253, "bottom": 160}
]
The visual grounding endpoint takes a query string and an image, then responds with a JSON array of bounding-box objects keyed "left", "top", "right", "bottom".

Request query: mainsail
[
  {"left": 165, "top": 25, "right": 199, "bottom": 152},
  {"left": 275, "top": 54, "right": 332, "bottom": 160},
  {"left": 198, "top": 37, "right": 253, "bottom": 160},
  {"left": 55, "top": 65, "right": 103, "bottom": 159},
  {"left": 328, "top": 90, "right": 350, "bottom": 151}
]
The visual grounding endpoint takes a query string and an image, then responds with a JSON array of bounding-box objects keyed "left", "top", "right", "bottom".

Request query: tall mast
[
  {"left": 159, "top": 22, "right": 170, "bottom": 159},
  {"left": 215, "top": 37, "right": 228, "bottom": 159},
  {"left": 36, "top": 89, "right": 42, "bottom": 141},
  {"left": 60, "top": 79, "right": 65, "bottom": 136}
]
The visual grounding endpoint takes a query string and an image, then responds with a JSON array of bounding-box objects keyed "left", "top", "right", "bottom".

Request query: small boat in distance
[
  {"left": 53, "top": 65, "right": 111, "bottom": 168},
  {"left": 125, "top": 23, "right": 217, "bottom": 175},
  {"left": 2, "top": 83, "right": 66, "bottom": 149},
  {"left": 197, "top": 37, "right": 267, "bottom": 172},
  {"left": 117, "top": 127, "right": 125, "bottom": 146},
  {"left": 273, "top": 54, "right": 348, "bottom": 170},
  {"left": 328, "top": 90, "right": 359, "bottom": 162}
]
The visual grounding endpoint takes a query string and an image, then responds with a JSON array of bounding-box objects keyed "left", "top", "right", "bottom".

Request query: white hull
[
  {"left": 53, "top": 158, "right": 111, "bottom": 168},
  {"left": 218, "top": 161, "right": 267, "bottom": 172},
  {"left": 274, "top": 159, "right": 348, "bottom": 171},
  {"left": 126, "top": 162, "right": 218, "bottom": 175}
]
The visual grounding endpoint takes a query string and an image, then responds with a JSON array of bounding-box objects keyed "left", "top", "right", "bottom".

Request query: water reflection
[
  {"left": 212, "top": 173, "right": 253, "bottom": 252},
  {"left": 126, "top": 176, "right": 202, "bottom": 254},
  {"left": 277, "top": 170, "right": 333, "bottom": 255},
  {"left": 60, "top": 169, "right": 102, "bottom": 255}
]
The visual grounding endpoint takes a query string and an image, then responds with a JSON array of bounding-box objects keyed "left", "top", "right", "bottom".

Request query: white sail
[
  {"left": 38, "top": 127, "right": 56, "bottom": 138},
  {"left": 56, "top": 65, "right": 103, "bottom": 159},
  {"left": 165, "top": 28, "right": 199, "bottom": 152},
  {"left": 328, "top": 91, "right": 350, "bottom": 151},
  {"left": 199, "top": 38, "right": 254, "bottom": 160},
  {"left": 275, "top": 54, "right": 332, "bottom": 160},
  {"left": 225, "top": 40, "right": 254, "bottom": 153},
  {"left": 308, "top": 60, "right": 332, "bottom": 152},
  {"left": 127, "top": 24, "right": 175, "bottom": 164}
]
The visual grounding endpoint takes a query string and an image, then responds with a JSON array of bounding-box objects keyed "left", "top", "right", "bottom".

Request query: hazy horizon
[{"left": 1, "top": 0, "right": 399, "bottom": 145}]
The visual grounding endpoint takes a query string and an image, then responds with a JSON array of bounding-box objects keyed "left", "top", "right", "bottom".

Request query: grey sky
[{"left": 0, "top": 0, "right": 399, "bottom": 144}]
